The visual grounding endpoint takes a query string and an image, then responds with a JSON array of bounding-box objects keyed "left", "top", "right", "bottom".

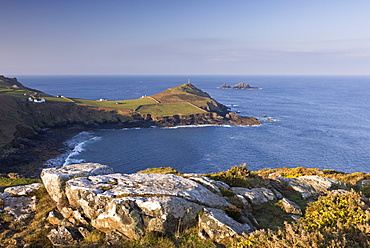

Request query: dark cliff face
[{"left": 151, "top": 112, "right": 261, "bottom": 127}]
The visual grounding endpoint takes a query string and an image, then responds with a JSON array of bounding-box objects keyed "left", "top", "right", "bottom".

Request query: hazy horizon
[{"left": 1, "top": 1, "right": 370, "bottom": 76}]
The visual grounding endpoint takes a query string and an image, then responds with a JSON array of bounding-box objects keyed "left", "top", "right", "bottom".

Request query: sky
[{"left": 1, "top": 0, "right": 370, "bottom": 75}]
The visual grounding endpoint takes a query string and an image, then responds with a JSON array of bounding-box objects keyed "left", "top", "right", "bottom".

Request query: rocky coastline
[
  {"left": 0, "top": 76, "right": 262, "bottom": 177},
  {"left": 0, "top": 111, "right": 261, "bottom": 178}
]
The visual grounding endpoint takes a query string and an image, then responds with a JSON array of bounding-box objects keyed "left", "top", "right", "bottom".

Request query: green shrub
[
  {"left": 207, "top": 163, "right": 269, "bottom": 188},
  {"left": 253, "top": 202, "right": 294, "bottom": 230}
]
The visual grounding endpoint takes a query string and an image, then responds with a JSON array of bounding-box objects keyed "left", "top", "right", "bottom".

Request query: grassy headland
[{"left": 0, "top": 75, "right": 261, "bottom": 175}]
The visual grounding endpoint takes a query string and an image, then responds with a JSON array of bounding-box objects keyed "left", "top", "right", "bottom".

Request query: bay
[{"left": 17, "top": 75, "right": 370, "bottom": 174}]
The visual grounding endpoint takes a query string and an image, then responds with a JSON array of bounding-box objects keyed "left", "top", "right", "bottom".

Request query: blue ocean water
[{"left": 17, "top": 75, "right": 370, "bottom": 174}]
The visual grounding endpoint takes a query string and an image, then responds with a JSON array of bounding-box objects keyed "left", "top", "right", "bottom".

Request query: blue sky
[{"left": 1, "top": 0, "right": 370, "bottom": 75}]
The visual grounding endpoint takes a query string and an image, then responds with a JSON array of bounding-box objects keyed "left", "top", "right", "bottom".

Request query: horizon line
[{"left": 5, "top": 74, "right": 370, "bottom": 77}]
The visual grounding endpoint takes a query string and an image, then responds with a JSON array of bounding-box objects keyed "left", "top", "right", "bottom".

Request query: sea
[{"left": 15, "top": 75, "right": 370, "bottom": 174}]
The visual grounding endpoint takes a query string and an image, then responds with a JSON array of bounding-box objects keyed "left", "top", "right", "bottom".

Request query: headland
[{"left": 0, "top": 75, "right": 261, "bottom": 176}]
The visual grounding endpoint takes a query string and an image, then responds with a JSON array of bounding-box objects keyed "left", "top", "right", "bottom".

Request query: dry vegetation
[{"left": 234, "top": 190, "right": 370, "bottom": 248}]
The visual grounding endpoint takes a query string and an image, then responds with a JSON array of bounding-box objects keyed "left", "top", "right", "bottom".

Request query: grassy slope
[
  {"left": 151, "top": 83, "right": 228, "bottom": 115},
  {"left": 0, "top": 79, "right": 221, "bottom": 153},
  {"left": 69, "top": 83, "right": 212, "bottom": 117},
  {"left": 1, "top": 78, "right": 215, "bottom": 118}
]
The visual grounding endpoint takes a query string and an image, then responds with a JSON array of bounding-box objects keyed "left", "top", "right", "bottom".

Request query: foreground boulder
[
  {"left": 41, "top": 163, "right": 255, "bottom": 244},
  {"left": 63, "top": 173, "right": 230, "bottom": 239},
  {"left": 41, "top": 164, "right": 350, "bottom": 245},
  {"left": 41, "top": 163, "right": 115, "bottom": 207}
]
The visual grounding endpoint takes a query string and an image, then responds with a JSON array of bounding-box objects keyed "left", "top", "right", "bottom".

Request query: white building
[{"left": 33, "top": 98, "right": 46, "bottom": 103}]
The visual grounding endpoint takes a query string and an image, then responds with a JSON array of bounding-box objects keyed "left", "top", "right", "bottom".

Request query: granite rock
[
  {"left": 232, "top": 187, "right": 277, "bottom": 207},
  {"left": 278, "top": 175, "right": 347, "bottom": 199},
  {"left": 278, "top": 197, "right": 303, "bottom": 215},
  {"left": 198, "top": 208, "right": 254, "bottom": 244},
  {"left": 41, "top": 163, "right": 115, "bottom": 207}
]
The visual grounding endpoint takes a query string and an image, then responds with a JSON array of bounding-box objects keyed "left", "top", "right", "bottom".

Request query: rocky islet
[{"left": 219, "top": 83, "right": 260, "bottom": 89}]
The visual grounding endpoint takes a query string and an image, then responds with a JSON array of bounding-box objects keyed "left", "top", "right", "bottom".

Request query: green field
[
  {"left": 43, "top": 96, "right": 75, "bottom": 103},
  {"left": 70, "top": 98, "right": 205, "bottom": 116},
  {"left": 0, "top": 87, "right": 206, "bottom": 117},
  {"left": 0, "top": 88, "right": 33, "bottom": 95},
  {"left": 137, "top": 103, "right": 205, "bottom": 116},
  {"left": 70, "top": 97, "right": 157, "bottom": 110},
  {"left": 1, "top": 83, "right": 211, "bottom": 117}
]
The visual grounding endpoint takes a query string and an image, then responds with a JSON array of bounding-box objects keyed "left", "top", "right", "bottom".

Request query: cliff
[{"left": 0, "top": 76, "right": 261, "bottom": 174}]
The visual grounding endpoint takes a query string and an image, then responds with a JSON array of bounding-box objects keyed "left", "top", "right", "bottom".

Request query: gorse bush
[
  {"left": 301, "top": 190, "right": 368, "bottom": 231},
  {"left": 235, "top": 190, "right": 370, "bottom": 248}
]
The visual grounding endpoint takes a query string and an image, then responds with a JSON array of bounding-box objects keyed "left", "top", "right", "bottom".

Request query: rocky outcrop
[
  {"left": 219, "top": 83, "right": 260, "bottom": 89},
  {"left": 278, "top": 197, "right": 303, "bottom": 216},
  {"left": 278, "top": 175, "right": 348, "bottom": 200},
  {"left": 3, "top": 182, "right": 43, "bottom": 196},
  {"left": 232, "top": 187, "right": 279, "bottom": 208},
  {"left": 41, "top": 164, "right": 351, "bottom": 245},
  {"left": 198, "top": 207, "right": 254, "bottom": 244},
  {"left": 41, "top": 163, "right": 259, "bottom": 245},
  {"left": 47, "top": 225, "right": 80, "bottom": 246},
  {"left": 41, "top": 163, "right": 115, "bottom": 207},
  {"left": 225, "top": 112, "right": 262, "bottom": 126},
  {"left": 0, "top": 183, "right": 43, "bottom": 221},
  {"left": 151, "top": 112, "right": 262, "bottom": 127},
  {"left": 0, "top": 163, "right": 354, "bottom": 246}
]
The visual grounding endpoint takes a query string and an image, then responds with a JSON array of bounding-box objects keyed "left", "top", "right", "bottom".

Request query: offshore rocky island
[
  {"left": 1, "top": 76, "right": 370, "bottom": 247},
  {"left": 219, "top": 83, "right": 260, "bottom": 89}
]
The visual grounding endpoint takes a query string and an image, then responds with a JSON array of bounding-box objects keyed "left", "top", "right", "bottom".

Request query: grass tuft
[{"left": 138, "top": 167, "right": 183, "bottom": 176}]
